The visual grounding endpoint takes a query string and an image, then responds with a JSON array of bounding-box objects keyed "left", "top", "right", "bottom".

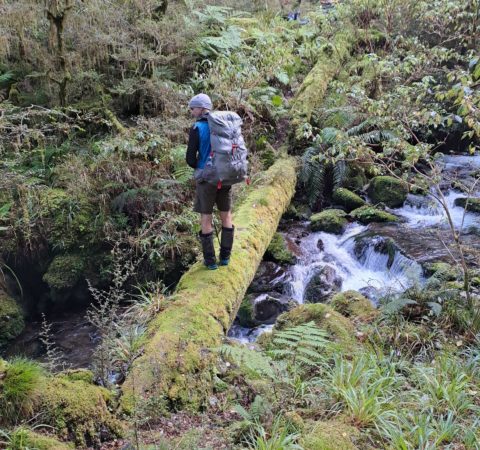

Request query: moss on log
[
  {"left": 121, "top": 157, "right": 297, "bottom": 413},
  {"left": 291, "top": 32, "right": 353, "bottom": 136}
]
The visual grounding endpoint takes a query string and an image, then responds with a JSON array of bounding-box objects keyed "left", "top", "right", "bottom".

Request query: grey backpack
[{"left": 195, "top": 111, "right": 249, "bottom": 187}]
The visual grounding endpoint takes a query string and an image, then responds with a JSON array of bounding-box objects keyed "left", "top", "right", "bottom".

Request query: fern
[
  {"left": 219, "top": 345, "right": 275, "bottom": 379},
  {"left": 333, "top": 159, "right": 349, "bottom": 190},
  {"left": 269, "top": 321, "right": 329, "bottom": 368},
  {"left": 300, "top": 146, "right": 327, "bottom": 209},
  {"left": 0, "top": 71, "right": 14, "bottom": 86},
  {"left": 173, "top": 166, "right": 193, "bottom": 184}
]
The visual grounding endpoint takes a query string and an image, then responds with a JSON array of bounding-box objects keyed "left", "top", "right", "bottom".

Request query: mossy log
[
  {"left": 121, "top": 157, "right": 297, "bottom": 413},
  {"left": 291, "top": 32, "right": 353, "bottom": 135}
]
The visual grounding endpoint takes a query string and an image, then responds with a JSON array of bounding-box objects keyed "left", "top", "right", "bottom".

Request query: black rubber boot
[
  {"left": 199, "top": 231, "right": 218, "bottom": 270},
  {"left": 219, "top": 225, "right": 234, "bottom": 266}
]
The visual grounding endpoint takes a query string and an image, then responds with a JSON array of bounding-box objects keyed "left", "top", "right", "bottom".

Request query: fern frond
[{"left": 333, "top": 160, "right": 349, "bottom": 190}]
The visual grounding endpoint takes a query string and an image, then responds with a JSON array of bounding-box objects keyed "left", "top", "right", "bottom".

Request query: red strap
[
  {"left": 217, "top": 180, "right": 222, "bottom": 189},
  {"left": 246, "top": 177, "right": 251, "bottom": 185}
]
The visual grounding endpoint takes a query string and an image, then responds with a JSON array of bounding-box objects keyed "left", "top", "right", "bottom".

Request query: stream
[{"left": 229, "top": 153, "right": 480, "bottom": 343}]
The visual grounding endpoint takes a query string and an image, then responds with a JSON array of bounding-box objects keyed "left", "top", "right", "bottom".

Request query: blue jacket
[{"left": 186, "top": 116, "right": 211, "bottom": 169}]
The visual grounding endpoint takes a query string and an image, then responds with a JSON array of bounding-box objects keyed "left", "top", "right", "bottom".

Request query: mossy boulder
[
  {"left": 8, "top": 427, "right": 74, "bottom": 450},
  {"left": 0, "top": 357, "right": 123, "bottom": 447},
  {"left": 310, "top": 209, "right": 348, "bottom": 234},
  {"left": 330, "top": 290, "right": 378, "bottom": 322},
  {"left": 300, "top": 420, "right": 360, "bottom": 450},
  {"left": 454, "top": 197, "right": 480, "bottom": 214},
  {"left": 274, "top": 304, "right": 357, "bottom": 352},
  {"left": 43, "top": 254, "right": 87, "bottom": 290},
  {"left": 0, "top": 290, "right": 25, "bottom": 345},
  {"left": 40, "top": 377, "right": 123, "bottom": 447},
  {"left": 367, "top": 176, "right": 408, "bottom": 208},
  {"left": 349, "top": 205, "right": 398, "bottom": 224},
  {"left": 332, "top": 188, "right": 365, "bottom": 212},
  {"left": 264, "top": 232, "right": 295, "bottom": 265},
  {"left": 424, "top": 262, "right": 460, "bottom": 281}
]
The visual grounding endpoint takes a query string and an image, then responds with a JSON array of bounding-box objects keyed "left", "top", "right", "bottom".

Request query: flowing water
[{"left": 229, "top": 154, "right": 480, "bottom": 342}]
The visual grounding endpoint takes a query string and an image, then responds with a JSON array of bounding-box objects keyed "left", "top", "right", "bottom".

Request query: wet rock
[
  {"left": 454, "top": 197, "right": 480, "bottom": 214},
  {"left": 332, "top": 188, "right": 365, "bottom": 212},
  {"left": 310, "top": 209, "right": 348, "bottom": 234},
  {"left": 368, "top": 176, "right": 408, "bottom": 208},
  {"left": 304, "top": 265, "right": 342, "bottom": 303},
  {"left": 359, "top": 286, "right": 381, "bottom": 303},
  {"left": 248, "top": 261, "right": 286, "bottom": 294},
  {"left": 317, "top": 238, "right": 324, "bottom": 251},
  {"left": 354, "top": 235, "right": 398, "bottom": 269},
  {"left": 253, "top": 294, "right": 297, "bottom": 324}
]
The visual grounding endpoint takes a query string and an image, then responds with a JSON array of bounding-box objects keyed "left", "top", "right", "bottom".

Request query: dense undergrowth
[{"left": 1, "top": 0, "right": 480, "bottom": 448}]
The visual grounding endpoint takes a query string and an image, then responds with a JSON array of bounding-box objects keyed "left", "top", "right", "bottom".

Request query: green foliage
[
  {"left": 0, "top": 358, "right": 44, "bottom": 424},
  {"left": 220, "top": 345, "right": 275, "bottom": 379},
  {"left": 269, "top": 322, "right": 329, "bottom": 369}
]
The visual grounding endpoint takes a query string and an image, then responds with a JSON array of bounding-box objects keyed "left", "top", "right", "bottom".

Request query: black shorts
[{"left": 194, "top": 181, "right": 232, "bottom": 214}]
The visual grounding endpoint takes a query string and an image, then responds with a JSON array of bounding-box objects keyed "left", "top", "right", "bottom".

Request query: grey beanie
[{"left": 188, "top": 93, "right": 212, "bottom": 110}]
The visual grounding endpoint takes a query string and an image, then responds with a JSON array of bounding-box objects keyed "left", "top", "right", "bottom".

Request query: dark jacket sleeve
[{"left": 186, "top": 126, "right": 199, "bottom": 169}]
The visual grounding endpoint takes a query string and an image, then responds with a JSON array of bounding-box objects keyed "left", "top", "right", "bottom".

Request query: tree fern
[{"left": 269, "top": 321, "right": 330, "bottom": 368}]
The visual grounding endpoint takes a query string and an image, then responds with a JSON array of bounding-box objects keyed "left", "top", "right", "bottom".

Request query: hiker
[{"left": 186, "top": 93, "right": 235, "bottom": 270}]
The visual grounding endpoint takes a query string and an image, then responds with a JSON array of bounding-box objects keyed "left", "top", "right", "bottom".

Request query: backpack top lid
[{"left": 207, "top": 111, "right": 243, "bottom": 139}]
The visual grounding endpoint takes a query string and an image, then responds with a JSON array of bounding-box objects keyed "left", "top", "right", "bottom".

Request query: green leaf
[
  {"left": 0, "top": 203, "right": 12, "bottom": 219},
  {"left": 271, "top": 95, "right": 283, "bottom": 107}
]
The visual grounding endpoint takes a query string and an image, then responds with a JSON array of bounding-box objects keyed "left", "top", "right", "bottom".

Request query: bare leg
[
  {"left": 200, "top": 214, "right": 213, "bottom": 234},
  {"left": 219, "top": 210, "right": 233, "bottom": 228}
]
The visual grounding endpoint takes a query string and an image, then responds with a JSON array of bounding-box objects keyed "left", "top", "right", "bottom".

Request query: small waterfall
[
  {"left": 396, "top": 191, "right": 479, "bottom": 229},
  {"left": 286, "top": 223, "right": 423, "bottom": 304}
]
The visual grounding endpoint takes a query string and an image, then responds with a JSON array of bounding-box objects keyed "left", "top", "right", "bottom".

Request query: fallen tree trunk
[
  {"left": 120, "top": 156, "right": 297, "bottom": 414},
  {"left": 290, "top": 31, "right": 353, "bottom": 139}
]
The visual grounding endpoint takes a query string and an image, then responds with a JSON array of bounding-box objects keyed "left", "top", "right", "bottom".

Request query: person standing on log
[{"left": 186, "top": 93, "right": 234, "bottom": 270}]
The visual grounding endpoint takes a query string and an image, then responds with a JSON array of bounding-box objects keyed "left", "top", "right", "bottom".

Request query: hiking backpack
[{"left": 195, "top": 111, "right": 249, "bottom": 187}]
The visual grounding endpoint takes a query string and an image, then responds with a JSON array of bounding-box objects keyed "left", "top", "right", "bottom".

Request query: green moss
[
  {"left": 0, "top": 290, "right": 24, "bottom": 345},
  {"left": 349, "top": 205, "right": 398, "bottom": 224},
  {"left": 265, "top": 232, "right": 295, "bottom": 265},
  {"left": 9, "top": 427, "right": 74, "bottom": 450},
  {"left": 424, "top": 262, "right": 460, "bottom": 281},
  {"left": 274, "top": 304, "right": 357, "bottom": 352},
  {"left": 367, "top": 176, "right": 408, "bottom": 208},
  {"left": 0, "top": 357, "right": 123, "bottom": 446},
  {"left": 330, "top": 290, "right": 378, "bottom": 322},
  {"left": 121, "top": 157, "right": 297, "bottom": 415},
  {"left": 310, "top": 209, "right": 348, "bottom": 234},
  {"left": 43, "top": 254, "right": 87, "bottom": 290},
  {"left": 332, "top": 188, "right": 365, "bottom": 212},
  {"left": 454, "top": 197, "right": 480, "bottom": 214},
  {"left": 237, "top": 296, "right": 256, "bottom": 327},
  {"left": 40, "top": 377, "right": 123, "bottom": 447},
  {"left": 300, "top": 420, "right": 360, "bottom": 450},
  {"left": 291, "top": 31, "right": 353, "bottom": 137},
  {"left": 38, "top": 188, "right": 104, "bottom": 250},
  {"left": 0, "top": 358, "right": 45, "bottom": 423},
  {"left": 59, "top": 368, "right": 95, "bottom": 384}
]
